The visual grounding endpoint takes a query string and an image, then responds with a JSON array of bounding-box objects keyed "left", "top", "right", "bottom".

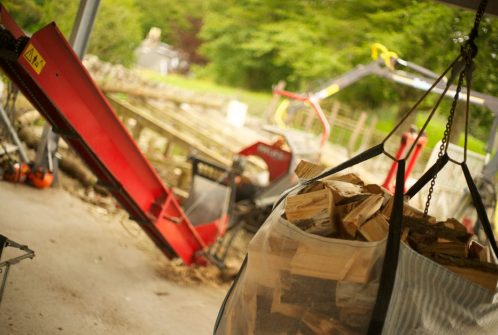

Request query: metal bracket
[{"left": 0, "top": 235, "right": 35, "bottom": 305}]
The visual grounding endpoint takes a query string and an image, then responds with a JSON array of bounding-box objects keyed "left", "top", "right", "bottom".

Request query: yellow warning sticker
[{"left": 23, "top": 44, "right": 46, "bottom": 75}]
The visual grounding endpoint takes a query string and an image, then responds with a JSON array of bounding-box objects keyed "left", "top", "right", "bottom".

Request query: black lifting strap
[
  {"left": 0, "top": 235, "right": 7, "bottom": 260},
  {"left": 405, "top": 154, "right": 449, "bottom": 199},
  {"left": 367, "top": 160, "right": 405, "bottom": 334},
  {"left": 462, "top": 163, "right": 498, "bottom": 257}
]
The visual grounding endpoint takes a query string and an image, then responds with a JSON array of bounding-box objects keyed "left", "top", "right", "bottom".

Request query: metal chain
[
  {"left": 423, "top": 0, "right": 487, "bottom": 216},
  {"left": 468, "top": 0, "right": 488, "bottom": 42},
  {"left": 424, "top": 70, "right": 466, "bottom": 215}
]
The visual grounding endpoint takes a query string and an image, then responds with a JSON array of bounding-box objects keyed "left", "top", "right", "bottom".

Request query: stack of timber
[
  {"left": 83, "top": 55, "right": 228, "bottom": 111},
  {"left": 258, "top": 160, "right": 498, "bottom": 334}
]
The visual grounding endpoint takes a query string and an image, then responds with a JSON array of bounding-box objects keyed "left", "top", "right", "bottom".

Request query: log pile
[
  {"left": 285, "top": 160, "right": 498, "bottom": 292},
  {"left": 247, "top": 160, "right": 498, "bottom": 334}
]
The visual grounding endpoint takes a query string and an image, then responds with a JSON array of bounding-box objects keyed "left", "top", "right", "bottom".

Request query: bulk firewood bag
[
  {"left": 214, "top": 6, "right": 498, "bottom": 331},
  {"left": 213, "top": 142, "right": 498, "bottom": 334}
]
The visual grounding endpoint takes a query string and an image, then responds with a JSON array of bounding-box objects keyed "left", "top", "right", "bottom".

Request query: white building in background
[{"left": 134, "top": 27, "right": 188, "bottom": 75}]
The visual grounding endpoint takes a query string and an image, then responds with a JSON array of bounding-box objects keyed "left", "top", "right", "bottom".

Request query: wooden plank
[
  {"left": 101, "top": 84, "right": 226, "bottom": 110},
  {"left": 147, "top": 102, "right": 240, "bottom": 154},
  {"left": 108, "top": 95, "right": 233, "bottom": 167}
]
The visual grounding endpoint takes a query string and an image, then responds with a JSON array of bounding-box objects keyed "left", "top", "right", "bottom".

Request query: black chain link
[
  {"left": 424, "top": 70, "right": 465, "bottom": 215},
  {"left": 423, "top": 0, "right": 488, "bottom": 216}
]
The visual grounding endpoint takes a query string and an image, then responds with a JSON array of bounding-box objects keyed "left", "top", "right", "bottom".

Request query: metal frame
[{"left": 0, "top": 235, "right": 35, "bottom": 304}]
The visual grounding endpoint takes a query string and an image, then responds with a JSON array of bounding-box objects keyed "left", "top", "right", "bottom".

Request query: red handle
[{"left": 273, "top": 89, "right": 331, "bottom": 147}]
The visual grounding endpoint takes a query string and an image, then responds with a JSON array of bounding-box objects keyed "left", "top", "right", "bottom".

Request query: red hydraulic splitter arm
[
  {"left": 273, "top": 89, "right": 331, "bottom": 147},
  {"left": 0, "top": 5, "right": 207, "bottom": 265}
]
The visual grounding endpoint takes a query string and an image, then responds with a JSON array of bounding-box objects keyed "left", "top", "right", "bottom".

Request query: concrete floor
[{"left": 0, "top": 182, "right": 226, "bottom": 335}]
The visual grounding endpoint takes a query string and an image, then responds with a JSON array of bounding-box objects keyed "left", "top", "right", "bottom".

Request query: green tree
[
  {"left": 1, "top": 0, "right": 44, "bottom": 34},
  {"left": 87, "top": 0, "right": 143, "bottom": 66},
  {"left": 136, "top": 0, "right": 208, "bottom": 67},
  {"left": 2, "top": 0, "right": 142, "bottom": 66}
]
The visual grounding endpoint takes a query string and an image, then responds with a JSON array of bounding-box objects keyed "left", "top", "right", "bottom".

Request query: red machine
[
  {"left": 0, "top": 5, "right": 221, "bottom": 266},
  {"left": 0, "top": 5, "right": 328, "bottom": 267}
]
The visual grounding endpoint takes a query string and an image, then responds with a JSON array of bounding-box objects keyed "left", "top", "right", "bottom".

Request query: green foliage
[
  {"left": 2, "top": 0, "right": 142, "bottom": 66},
  {"left": 197, "top": 0, "right": 497, "bottom": 144},
  {"left": 136, "top": 0, "right": 207, "bottom": 66},
  {"left": 1, "top": 0, "right": 44, "bottom": 33},
  {"left": 2, "top": 0, "right": 498, "bottom": 143},
  {"left": 199, "top": 0, "right": 346, "bottom": 91},
  {"left": 86, "top": 0, "right": 143, "bottom": 66}
]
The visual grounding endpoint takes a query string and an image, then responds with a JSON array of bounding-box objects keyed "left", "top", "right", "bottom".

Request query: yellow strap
[{"left": 274, "top": 99, "right": 290, "bottom": 128}]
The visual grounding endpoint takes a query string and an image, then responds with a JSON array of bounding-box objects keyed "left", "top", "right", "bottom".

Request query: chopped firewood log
[
  {"left": 401, "top": 228, "right": 409, "bottom": 242},
  {"left": 403, "top": 216, "right": 473, "bottom": 245},
  {"left": 339, "top": 307, "right": 372, "bottom": 330},
  {"left": 381, "top": 198, "right": 436, "bottom": 224},
  {"left": 341, "top": 195, "right": 384, "bottom": 237},
  {"left": 443, "top": 218, "right": 468, "bottom": 232},
  {"left": 335, "top": 281, "right": 379, "bottom": 309},
  {"left": 445, "top": 266, "right": 498, "bottom": 292},
  {"left": 324, "top": 173, "right": 364, "bottom": 186},
  {"left": 323, "top": 180, "right": 366, "bottom": 205},
  {"left": 359, "top": 214, "right": 389, "bottom": 241},
  {"left": 417, "top": 241, "right": 469, "bottom": 258},
  {"left": 481, "top": 247, "right": 491, "bottom": 263},
  {"left": 298, "top": 181, "right": 325, "bottom": 195},
  {"left": 468, "top": 240, "right": 491, "bottom": 263},
  {"left": 432, "top": 254, "right": 498, "bottom": 291},
  {"left": 335, "top": 201, "right": 361, "bottom": 221},
  {"left": 362, "top": 184, "right": 387, "bottom": 195},
  {"left": 294, "top": 160, "right": 324, "bottom": 179},
  {"left": 277, "top": 272, "right": 337, "bottom": 314},
  {"left": 404, "top": 204, "right": 436, "bottom": 224},
  {"left": 290, "top": 243, "right": 379, "bottom": 283},
  {"left": 286, "top": 188, "right": 336, "bottom": 236},
  {"left": 302, "top": 311, "right": 359, "bottom": 335},
  {"left": 267, "top": 234, "right": 300, "bottom": 255}
]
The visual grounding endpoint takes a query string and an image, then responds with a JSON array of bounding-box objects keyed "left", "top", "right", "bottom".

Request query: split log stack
[{"left": 250, "top": 160, "right": 498, "bottom": 334}]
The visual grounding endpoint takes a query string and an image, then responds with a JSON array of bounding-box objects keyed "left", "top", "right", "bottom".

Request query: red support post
[
  {"left": 405, "top": 132, "right": 428, "bottom": 181},
  {"left": 382, "top": 128, "right": 417, "bottom": 192}
]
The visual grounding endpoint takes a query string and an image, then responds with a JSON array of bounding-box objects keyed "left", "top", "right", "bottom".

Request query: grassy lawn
[
  {"left": 139, "top": 70, "right": 273, "bottom": 117},
  {"left": 138, "top": 71, "right": 488, "bottom": 155},
  {"left": 376, "top": 112, "right": 487, "bottom": 155}
]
